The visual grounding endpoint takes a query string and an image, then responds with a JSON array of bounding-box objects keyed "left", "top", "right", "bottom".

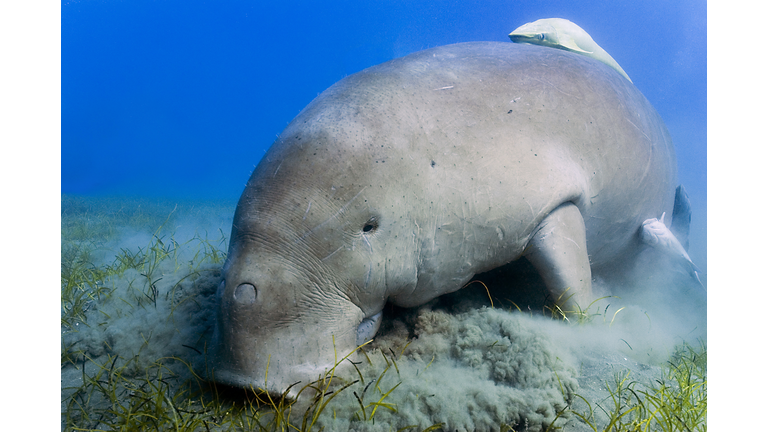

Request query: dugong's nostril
[{"left": 233, "top": 283, "right": 257, "bottom": 304}]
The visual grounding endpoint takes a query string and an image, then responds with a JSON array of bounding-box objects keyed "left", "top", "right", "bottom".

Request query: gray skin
[{"left": 209, "top": 42, "right": 677, "bottom": 397}]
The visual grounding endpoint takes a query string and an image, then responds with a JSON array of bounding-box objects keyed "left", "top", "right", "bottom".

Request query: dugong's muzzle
[{"left": 207, "top": 279, "right": 382, "bottom": 398}]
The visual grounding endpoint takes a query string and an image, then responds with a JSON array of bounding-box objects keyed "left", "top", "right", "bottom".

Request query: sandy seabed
[{"left": 61, "top": 195, "right": 706, "bottom": 431}]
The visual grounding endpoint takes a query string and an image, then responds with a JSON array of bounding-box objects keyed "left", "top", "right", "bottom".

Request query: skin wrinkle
[
  {"left": 296, "top": 186, "right": 367, "bottom": 244},
  {"left": 251, "top": 191, "right": 370, "bottom": 304},
  {"left": 297, "top": 277, "right": 349, "bottom": 316},
  {"left": 234, "top": 224, "right": 342, "bottom": 312},
  {"left": 298, "top": 207, "right": 382, "bottom": 310},
  {"left": 236, "top": 228, "right": 308, "bottom": 268}
]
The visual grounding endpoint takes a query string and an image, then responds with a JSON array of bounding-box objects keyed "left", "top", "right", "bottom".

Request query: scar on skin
[{"left": 564, "top": 236, "right": 581, "bottom": 249}]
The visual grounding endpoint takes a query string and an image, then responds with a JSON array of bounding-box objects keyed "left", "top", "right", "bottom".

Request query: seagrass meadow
[
  {"left": 60, "top": 2, "right": 710, "bottom": 428},
  {"left": 61, "top": 195, "right": 706, "bottom": 431}
]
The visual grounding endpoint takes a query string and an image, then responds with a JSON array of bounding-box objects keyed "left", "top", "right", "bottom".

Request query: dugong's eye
[
  {"left": 362, "top": 217, "right": 379, "bottom": 234},
  {"left": 537, "top": 33, "right": 545, "bottom": 41}
]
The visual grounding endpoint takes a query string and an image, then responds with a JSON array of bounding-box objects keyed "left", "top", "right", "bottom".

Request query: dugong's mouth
[
  {"left": 210, "top": 362, "right": 335, "bottom": 400},
  {"left": 356, "top": 310, "right": 383, "bottom": 346},
  {"left": 206, "top": 310, "right": 380, "bottom": 398}
]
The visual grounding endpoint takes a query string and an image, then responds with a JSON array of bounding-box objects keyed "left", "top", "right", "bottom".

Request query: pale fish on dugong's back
[
  {"left": 508, "top": 18, "right": 633, "bottom": 83},
  {"left": 209, "top": 42, "right": 678, "bottom": 397}
]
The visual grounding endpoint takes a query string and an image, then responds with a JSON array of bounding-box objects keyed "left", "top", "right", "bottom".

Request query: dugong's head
[{"left": 207, "top": 83, "right": 425, "bottom": 398}]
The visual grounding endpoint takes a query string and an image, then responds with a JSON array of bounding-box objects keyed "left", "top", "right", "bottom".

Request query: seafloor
[{"left": 61, "top": 195, "right": 706, "bottom": 431}]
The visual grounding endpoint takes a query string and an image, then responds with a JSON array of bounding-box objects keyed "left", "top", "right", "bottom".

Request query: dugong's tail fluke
[
  {"left": 508, "top": 18, "right": 632, "bottom": 83},
  {"left": 670, "top": 185, "right": 692, "bottom": 251}
]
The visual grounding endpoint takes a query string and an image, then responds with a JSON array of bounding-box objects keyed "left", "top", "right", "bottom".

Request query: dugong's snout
[{"left": 206, "top": 274, "right": 369, "bottom": 398}]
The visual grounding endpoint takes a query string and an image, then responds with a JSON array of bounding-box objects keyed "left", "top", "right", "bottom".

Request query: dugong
[
  {"left": 508, "top": 18, "right": 633, "bottom": 83},
  {"left": 210, "top": 42, "right": 677, "bottom": 397}
]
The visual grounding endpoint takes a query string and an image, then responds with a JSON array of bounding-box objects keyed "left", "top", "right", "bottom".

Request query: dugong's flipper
[
  {"left": 670, "top": 185, "right": 692, "bottom": 251},
  {"left": 640, "top": 212, "right": 703, "bottom": 287},
  {"left": 525, "top": 203, "right": 593, "bottom": 313},
  {"left": 508, "top": 18, "right": 632, "bottom": 83}
]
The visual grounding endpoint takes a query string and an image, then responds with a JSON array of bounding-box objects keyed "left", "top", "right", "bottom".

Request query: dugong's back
[{"left": 270, "top": 41, "right": 676, "bottom": 268}]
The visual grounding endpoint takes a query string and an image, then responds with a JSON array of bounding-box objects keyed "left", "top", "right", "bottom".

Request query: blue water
[{"left": 62, "top": 0, "right": 707, "bottom": 270}]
